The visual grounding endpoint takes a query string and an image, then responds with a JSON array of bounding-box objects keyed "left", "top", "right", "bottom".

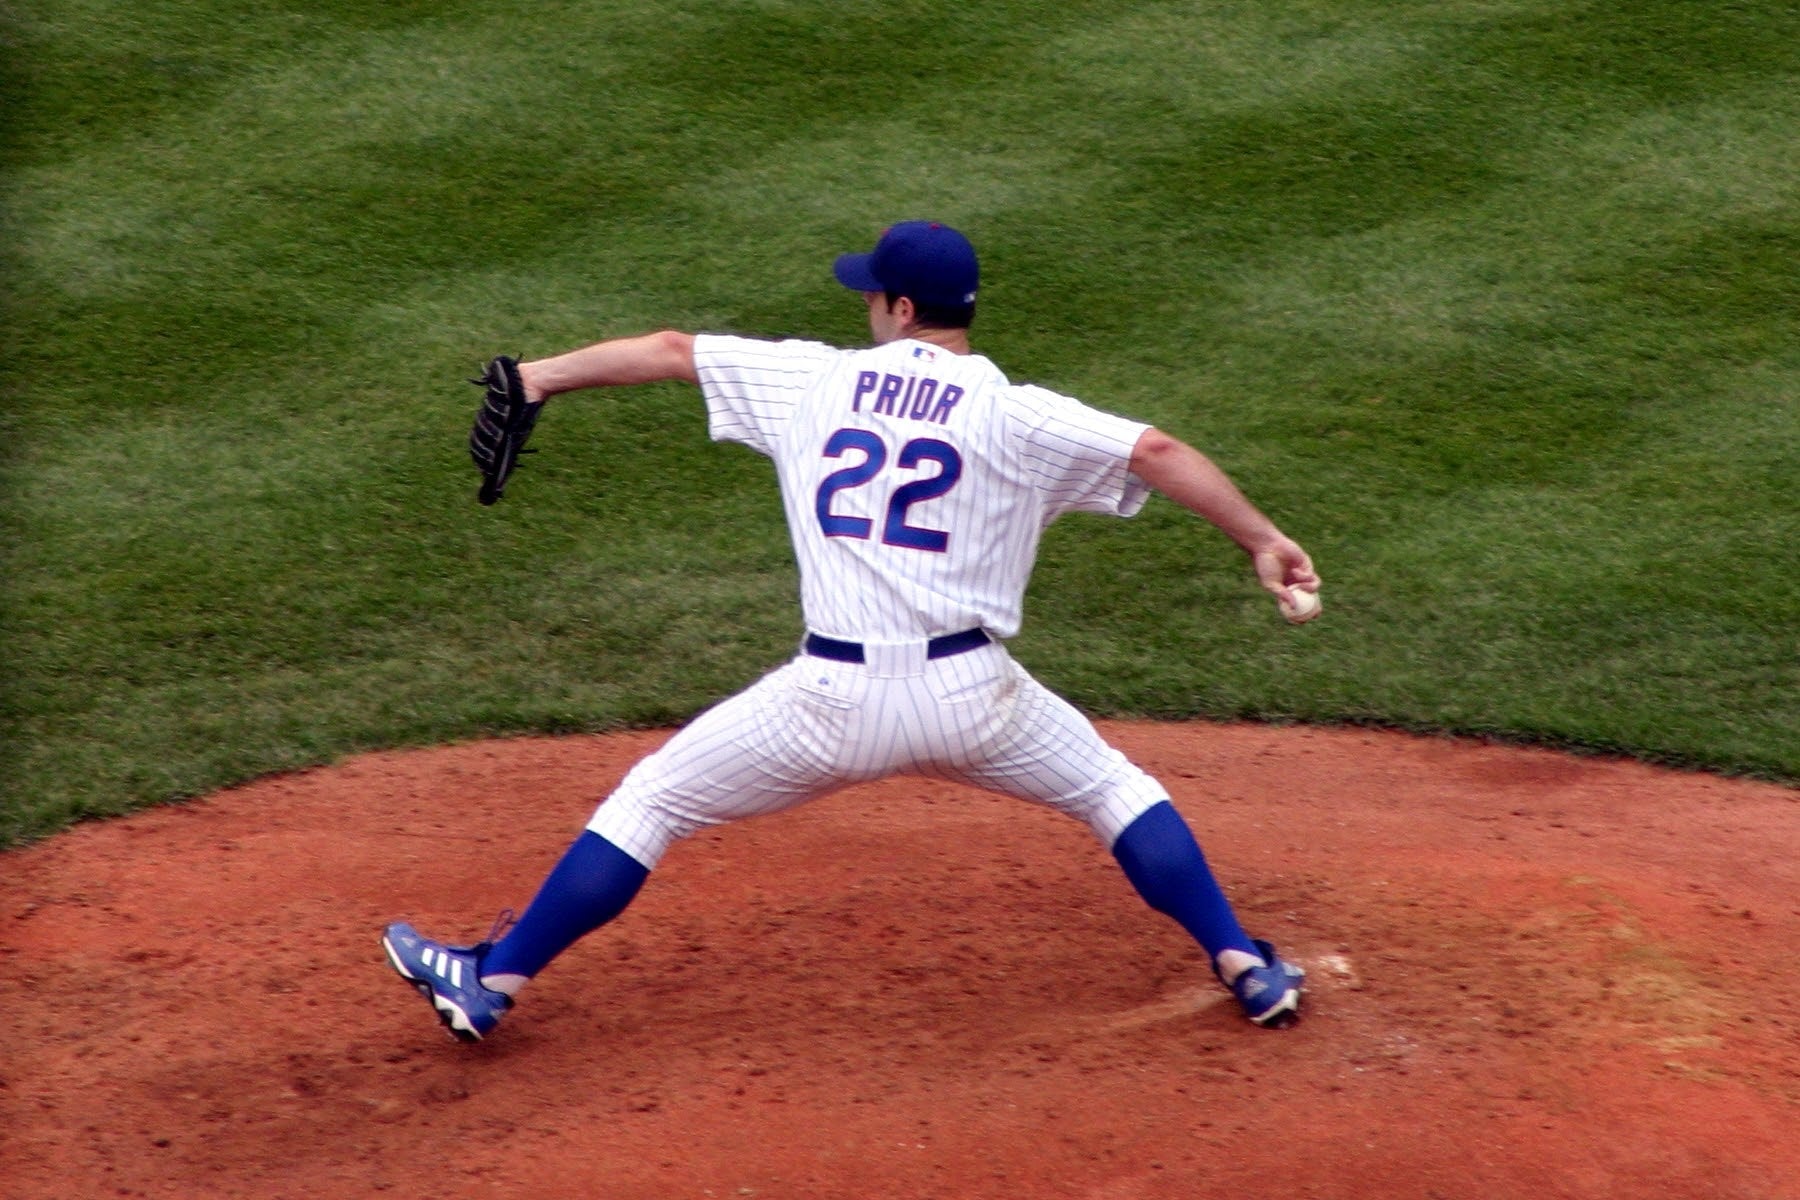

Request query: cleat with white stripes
[
  {"left": 381, "top": 922, "right": 514, "bottom": 1042},
  {"left": 1224, "top": 938, "right": 1305, "bottom": 1028}
]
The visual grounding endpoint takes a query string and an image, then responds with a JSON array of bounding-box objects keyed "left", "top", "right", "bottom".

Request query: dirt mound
[{"left": 4, "top": 723, "right": 1795, "bottom": 1199}]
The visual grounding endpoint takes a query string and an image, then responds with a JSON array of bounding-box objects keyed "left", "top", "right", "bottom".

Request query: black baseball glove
[{"left": 467, "top": 355, "right": 543, "bottom": 505}]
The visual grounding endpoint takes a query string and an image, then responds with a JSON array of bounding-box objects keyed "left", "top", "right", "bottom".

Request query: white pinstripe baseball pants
[{"left": 586, "top": 639, "right": 1170, "bottom": 869}]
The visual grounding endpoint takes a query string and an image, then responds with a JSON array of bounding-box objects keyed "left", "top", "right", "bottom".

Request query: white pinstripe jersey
[{"left": 694, "top": 334, "right": 1152, "bottom": 641}]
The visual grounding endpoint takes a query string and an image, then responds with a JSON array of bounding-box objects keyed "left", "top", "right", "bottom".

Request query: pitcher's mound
[{"left": 4, "top": 722, "right": 1796, "bottom": 1199}]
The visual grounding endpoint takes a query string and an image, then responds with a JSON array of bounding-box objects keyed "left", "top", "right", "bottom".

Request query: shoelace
[{"left": 475, "top": 908, "right": 516, "bottom": 953}]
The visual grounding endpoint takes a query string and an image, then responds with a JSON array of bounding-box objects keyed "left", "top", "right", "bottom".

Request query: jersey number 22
[{"left": 815, "top": 428, "right": 962, "bottom": 552}]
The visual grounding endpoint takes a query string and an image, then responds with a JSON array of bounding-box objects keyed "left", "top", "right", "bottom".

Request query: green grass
[{"left": 4, "top": 0, "right": 1797, "bottom": 846}]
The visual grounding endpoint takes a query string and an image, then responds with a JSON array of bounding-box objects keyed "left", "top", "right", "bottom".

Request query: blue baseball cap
[{"left": 833, "top": 221, "right": 979, "bottom": 308}]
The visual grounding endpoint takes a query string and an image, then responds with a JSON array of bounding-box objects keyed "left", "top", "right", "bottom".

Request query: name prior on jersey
[{"left": 851, "top": 371, "right": 962, "bottom": 425}]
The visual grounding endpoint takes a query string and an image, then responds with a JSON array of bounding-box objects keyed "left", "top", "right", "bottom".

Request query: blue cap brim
[{"left": 833, "top": 251, "right": 884, "bottom": 292}]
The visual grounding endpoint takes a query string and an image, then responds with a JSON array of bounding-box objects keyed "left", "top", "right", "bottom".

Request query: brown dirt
[{"left": 3, "top": 722, "right": 1796, "bottom": 1200}]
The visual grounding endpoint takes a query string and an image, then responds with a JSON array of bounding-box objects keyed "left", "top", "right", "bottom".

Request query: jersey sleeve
[
  {"left": 693, "top": 334, "right": 840, "bottom": 456},
  {"left": 1010, "top": 384, "right": 1153, "bottom": 521}
]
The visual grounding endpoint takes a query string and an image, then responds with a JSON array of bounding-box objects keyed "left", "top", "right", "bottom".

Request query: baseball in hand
[{"left": 1280, "top": 586, "right": 1322, "bottom": 624}]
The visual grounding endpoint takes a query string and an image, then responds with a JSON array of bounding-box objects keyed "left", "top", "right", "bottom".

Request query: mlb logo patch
[{"left": 911, "top": 346, "right": 937, "bottom": 361}]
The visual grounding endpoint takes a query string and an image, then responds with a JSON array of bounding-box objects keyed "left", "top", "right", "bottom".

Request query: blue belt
[{"left": 804, "top": 628, "right": 991, "bottom": 664}]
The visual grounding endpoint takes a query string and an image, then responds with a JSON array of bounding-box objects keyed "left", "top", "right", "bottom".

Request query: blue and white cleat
[
  {"left": 1225, "top": 939, "right": 1305, "bottom": 1028},
  {"left": 381, "top": 921, "right": 514, "bottom": 1042}
]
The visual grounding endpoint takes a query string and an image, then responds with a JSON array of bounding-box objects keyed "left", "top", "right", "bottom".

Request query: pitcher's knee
[
  {"left": 1079, "top": 774, "right": 1169, "bottom": 847},
  {"left": 585, "top": 794, "right": 697, "bottom": 870}
]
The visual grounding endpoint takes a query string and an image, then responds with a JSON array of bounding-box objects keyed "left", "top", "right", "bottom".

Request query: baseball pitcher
[{"left": 387, "top": 221, "right": 1320, "bottom": 1042}]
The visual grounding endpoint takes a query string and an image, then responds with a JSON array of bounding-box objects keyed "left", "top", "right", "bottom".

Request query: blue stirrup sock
[
  {"left": 480, "top": 831, "right": 650, "bottom": 982},
  {"left": 482, "top": 808, "right": 1250, "bottom": 984},
  {"left": 1111, "top": 801, "right": 1259, "bottom": 962}
]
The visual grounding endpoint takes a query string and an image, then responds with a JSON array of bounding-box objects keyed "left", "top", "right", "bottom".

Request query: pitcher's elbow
[
  {"left": 652, "top": 330, "right": 698, "bottom": 382},
  {"left": 1128, "top": 427, "right": 1181, "bottom": 475}
]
